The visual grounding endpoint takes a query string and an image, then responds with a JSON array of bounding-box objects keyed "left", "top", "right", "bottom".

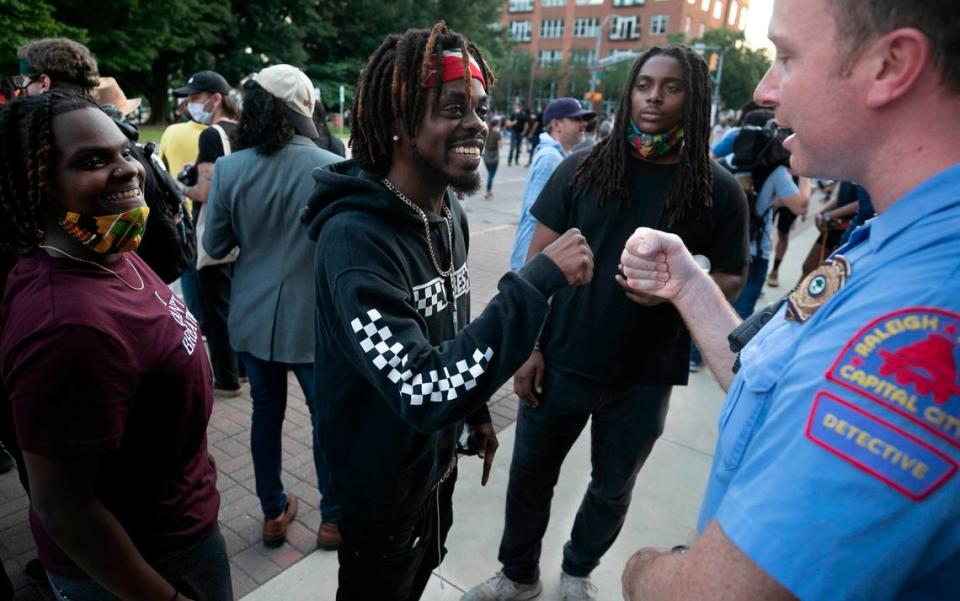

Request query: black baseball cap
[
  {"left": 543, "top": 97, "right": 595, "bottom": 127},
  {"left": 173, "top": 70, "right": 232, "bottom": 97}
]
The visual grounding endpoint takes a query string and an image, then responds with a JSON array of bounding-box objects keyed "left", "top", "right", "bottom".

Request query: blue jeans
[
  {"left": 178, "top": 263, "right": 205, "bottom": 329},
  {"left": 485, "top": 161, "right": 498, "bottom": 193},
  {"left": 732, "top": 257, "right": 770, "bottom": 319},
  {"left": 498, "top": 368, "right": 671, "bottom": 583},
  {"left": 47, "top": 528, "right": 232, "bottom": 601},
  {"left": 239, "top": 352, "right": 339, "bottom": 523}
]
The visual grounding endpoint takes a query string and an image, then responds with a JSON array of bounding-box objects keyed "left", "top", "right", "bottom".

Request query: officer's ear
[{"left": 862, "top": 28, "right": 933, "bottom": 109}]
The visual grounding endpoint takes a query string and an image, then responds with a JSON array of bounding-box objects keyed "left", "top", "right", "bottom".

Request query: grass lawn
[{"left": 139, "top": 125, "right": 166, "bottom": 143}]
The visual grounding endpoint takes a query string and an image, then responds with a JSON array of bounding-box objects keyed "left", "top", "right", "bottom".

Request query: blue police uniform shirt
[{"left": 698, "top": 163, "right": 960, "bottom": 601}]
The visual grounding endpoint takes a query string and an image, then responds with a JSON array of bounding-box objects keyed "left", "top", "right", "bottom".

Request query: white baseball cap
[{"left": 251, "top": 64, "right": 319, "bottom": 138}]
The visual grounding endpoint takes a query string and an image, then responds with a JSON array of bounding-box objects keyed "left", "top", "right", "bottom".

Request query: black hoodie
[{"left": 305, "top": 160, "right": 567, "bottom": 520}]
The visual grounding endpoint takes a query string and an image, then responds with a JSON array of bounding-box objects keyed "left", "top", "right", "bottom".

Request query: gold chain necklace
[
  {"left": 381, "top": 178, "right": 456, "bottom": 278},
  {"left": 39, "top": 244, "right": 145, "bottom": 291}
]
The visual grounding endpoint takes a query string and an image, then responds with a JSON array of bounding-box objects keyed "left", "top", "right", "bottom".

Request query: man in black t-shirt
[
  {"left": 506, "top": 101, "right": 529, "bottom": 166},
  {"left": 464, "top": 45, "right": 748, "bottom": 601},
  {"left": 175, "top": 71, "right": 244, "bottom": 396}
]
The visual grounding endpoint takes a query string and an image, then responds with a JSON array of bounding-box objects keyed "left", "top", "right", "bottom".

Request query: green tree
[
  {"left": 692, "top": 28, "right": 771, "bottom": 111},
  {"left": 307, "top": 0, "right": 507, "bottom": 113},
  {"left": 0, "top": 0, "right": 86, "bottom": 78},
  {"left": 51, "top": 0, "right": 233, "bottom": 122}
]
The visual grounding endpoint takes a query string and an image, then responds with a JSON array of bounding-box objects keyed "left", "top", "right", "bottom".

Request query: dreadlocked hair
[
  {"left": 0, "top": 92, "right": 96, "bottom": 255},
  {"left": 573, "top": 45, "right": 714, "bottom": 225},
  {"left": 349, "top": 21, "right": 496, "bottom": 177}
]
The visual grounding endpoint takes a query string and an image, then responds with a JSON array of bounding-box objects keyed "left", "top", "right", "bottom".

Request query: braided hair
[
  {"left": 0, "top": 92, "right": 96, "bottom": 255},
  {"left": 573, "top": 45, "right": 714, "bottom": 225},
  {"left": 349, "top": 21, "right": 496, "bottom": 177}
]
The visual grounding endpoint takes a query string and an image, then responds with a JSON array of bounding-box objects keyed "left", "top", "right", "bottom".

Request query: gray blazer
[{"left": 204, "top": 135, "right": 341, "bottom": 363}]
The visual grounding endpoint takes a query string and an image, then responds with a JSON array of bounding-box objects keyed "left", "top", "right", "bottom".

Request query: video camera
[{"left": 732, "top": 119, "right": 793, "bottom": 171}]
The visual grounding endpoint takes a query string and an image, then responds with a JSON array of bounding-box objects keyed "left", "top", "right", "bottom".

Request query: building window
[
  {"left": 713, "top": 0, "right": 724, "bottom": 19},
  {"left": 542, "top": 0, "right": 566, "bottom": 6},
  {"left": 569, "top": 49, "right": 598, "bottom": 64},
  {"left": 573, "top": 17, "right": 600, "bottom": 38},
  {"left": 575, "top": 0, "right": 604, "bottom": 5},
  {"left": 538, "top": 49, "right": 564, "bottom": 67},
  {"left": 701, "top": 0, "right": 710, "bottom": 10},
  {"left": 728, "top": 0, "right": 739, "bottom": 25},
  {"left": 738, "top": 5, "right": 748, "bottom": 29},
  {"left": 688, "top": 0, "right": 696, "bottom": 3},
  {"left": 509, "top": 20, "right": 532, "bottom": 42},
  {"left": 540, "top": 19, "right": 565, "bottom": 38},
  {"left": 508, "top": 0, "right": 534, "bottom": 12},
  {"left": 610, "top": 15, "right": 641, "bottom": 40},
  {"left": 685, "top": 16, "right": 692, "bottom": 36},
  {"left": 650, "top": 14, "right": 668, "bottom": 35},
  {"left": 699, "top": 23, "right": 706, "bottom": 37},
  {"left": 613, "top": 0, "right": 645, "bottom": 6}
]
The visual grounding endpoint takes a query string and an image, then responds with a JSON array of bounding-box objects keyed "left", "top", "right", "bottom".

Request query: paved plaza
[{"left": 0, "top": 159, "right": 820, "bottom": 600}]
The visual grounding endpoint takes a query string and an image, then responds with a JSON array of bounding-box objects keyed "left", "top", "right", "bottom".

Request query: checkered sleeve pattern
[
  {"left": 350, "top": 308, "right": 494, "bottom": 406},
  {"left": 412, "top": 277, "right": 448, "bottom": 317}
]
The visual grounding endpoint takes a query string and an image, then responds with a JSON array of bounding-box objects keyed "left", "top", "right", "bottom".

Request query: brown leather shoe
[
  {"left": 316, "top": 521, "right": 341, "bottom": 551},
  {"left": 262, "top": 494, "right": 298, "bottom": 547}
]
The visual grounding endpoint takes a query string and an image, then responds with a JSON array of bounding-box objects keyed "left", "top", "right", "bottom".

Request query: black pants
[
  {"left": 196, "top": 262, "right": 240, "bottom": 390},
  {"left": 498, "top": 369, "right": 671, "bottom": 583},
  {"left": 336, "top": 469, "right": 456, "bottom": 601}
]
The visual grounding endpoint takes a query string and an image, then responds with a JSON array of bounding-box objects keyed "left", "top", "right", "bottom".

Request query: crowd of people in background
[{"left": 1, "top": 0, "right": 957, "bottom": 598}]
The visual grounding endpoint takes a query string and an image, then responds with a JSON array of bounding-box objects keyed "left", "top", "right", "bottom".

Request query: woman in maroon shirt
[{"left": 0, "top": 93, "right": 230, "bottom": 600}]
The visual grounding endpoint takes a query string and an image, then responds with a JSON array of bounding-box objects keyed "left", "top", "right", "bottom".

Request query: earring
[{"left": 392, "top": 135, "right": 399, "bottom": 142}]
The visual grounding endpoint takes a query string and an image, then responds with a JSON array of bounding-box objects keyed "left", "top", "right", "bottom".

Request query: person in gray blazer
[{"left": 203, "top": 64, "right": 343, "bottom": 550}]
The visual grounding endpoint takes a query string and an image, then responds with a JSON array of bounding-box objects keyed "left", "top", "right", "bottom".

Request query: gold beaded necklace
[{"left": 39, "top": 244, "right": 145, "bottom": 291}]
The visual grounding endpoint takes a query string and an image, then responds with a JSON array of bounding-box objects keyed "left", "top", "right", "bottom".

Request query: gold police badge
[{"left": 786, "top": 255, "right": 852, "bottom": 323}]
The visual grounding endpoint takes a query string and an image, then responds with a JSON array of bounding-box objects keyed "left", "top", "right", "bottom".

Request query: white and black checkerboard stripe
[
  {"left": 412, "top": 277, "right": 447, "bottom": 317},
  {"left": 351, "top": 308, "right": 494, "bottom": 406}
]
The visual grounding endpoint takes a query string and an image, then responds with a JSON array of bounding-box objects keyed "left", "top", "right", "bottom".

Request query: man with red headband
[{"left": 302, "top": 24, "right": 593, "bottom": 600}]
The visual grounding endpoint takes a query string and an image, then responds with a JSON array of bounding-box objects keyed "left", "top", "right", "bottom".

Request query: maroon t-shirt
[{"left": 0, "top": 251, "right": 219, "bottom": 578}]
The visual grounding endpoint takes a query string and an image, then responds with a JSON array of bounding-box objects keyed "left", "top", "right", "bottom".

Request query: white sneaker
[
  {"left": 560, "top": 572, "right": 598, "bottom": 601},
  {"left": 461, "top": 571, "right": 542, "bottom": 601}
]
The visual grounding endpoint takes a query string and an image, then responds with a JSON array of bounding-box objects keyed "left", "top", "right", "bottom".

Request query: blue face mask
[{"left": 187, "top": 99, "right": 213, "bottom": 125}]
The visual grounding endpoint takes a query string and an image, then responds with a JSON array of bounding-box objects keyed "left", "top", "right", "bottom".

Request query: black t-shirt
[
  {"left": 195, "top": 121, "right": 237, "bottom": 165},
  {"left": 528, "top": 112, "right": 544, "bottom": 140},
  {"left": 532, "top": 150, "right": 749, "bottom": 387},
  {"left": 510, "top": 110, "right": 528, "bottom": 135}
]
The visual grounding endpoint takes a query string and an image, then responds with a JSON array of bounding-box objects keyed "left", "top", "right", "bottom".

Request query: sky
[{"left": 744, "top": 0, "right": 775, "bottom": 52}]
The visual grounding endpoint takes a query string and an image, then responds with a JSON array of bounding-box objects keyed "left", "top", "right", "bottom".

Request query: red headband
[{"left": 423, "top": 51, "right": 486, "bottom": 89}]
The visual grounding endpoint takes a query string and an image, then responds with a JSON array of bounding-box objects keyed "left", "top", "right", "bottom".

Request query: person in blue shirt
[
  {"left": 508, "top": 98, "right": 593, "bottom": 270},
  {"left": 729, "top": 113, "right": 808, "bottom": 318},
  {"left": 619, "top": 0, "right": 960, "bottom": 599}
]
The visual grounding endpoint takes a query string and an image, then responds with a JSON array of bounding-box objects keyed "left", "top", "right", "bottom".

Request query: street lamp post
[
  {"left": 590, "top": 14, "right": 616, "bottom": 97},
  {"left": 692, "top": 43, "right": 725, "bottom": 125}
]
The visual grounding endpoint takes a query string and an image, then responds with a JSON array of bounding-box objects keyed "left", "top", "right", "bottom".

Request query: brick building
[{"left": 500, "top": 0, "right": 749, "bottom": 104}]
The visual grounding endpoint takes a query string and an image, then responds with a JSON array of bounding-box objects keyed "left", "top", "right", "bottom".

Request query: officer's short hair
[
  {"left": 827, "top": 0, "right": 959, "bottom": 93},
  {"left": 17, "top": 38, "right": 100, "bottom": 97}
]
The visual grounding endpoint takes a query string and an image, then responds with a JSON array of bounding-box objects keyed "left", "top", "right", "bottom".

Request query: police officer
[{"left": 618, "top": 0, "right": 960, "bottom": 599}]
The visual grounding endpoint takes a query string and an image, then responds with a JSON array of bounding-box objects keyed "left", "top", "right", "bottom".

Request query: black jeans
[
  {"left": 337, "top": 469, "right": 456, "bottom": 601},
  {"left": 508, "top": 133, "right": 522, "bottom": 166},
  {"left": 498, "top": 368, "right": 671, "bottom": 583},
  {"left": 196, "top": 261, "right": 240, "bottom": 390}
]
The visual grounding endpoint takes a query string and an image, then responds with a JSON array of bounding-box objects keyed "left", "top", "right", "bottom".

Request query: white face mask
[{"left": 187, "top": 99, "right": 213, "bottom": 125}]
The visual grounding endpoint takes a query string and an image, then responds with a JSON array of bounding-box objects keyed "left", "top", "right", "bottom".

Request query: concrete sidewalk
[
  {"left": 239, "top": 222, "right": 821, "bottom": 600},
  {"left": 0, "top": 196, "right": 822, "bottom": 600}
]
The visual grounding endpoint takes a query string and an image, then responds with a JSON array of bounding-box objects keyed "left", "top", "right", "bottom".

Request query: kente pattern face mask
[{"left": 58, "top": 206, "right": 150, "bottom": 253}]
